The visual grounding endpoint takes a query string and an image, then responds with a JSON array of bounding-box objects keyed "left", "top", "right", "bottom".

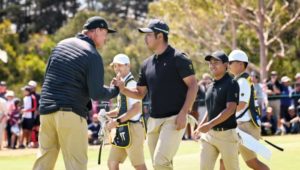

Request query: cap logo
[{"left": 153, "top": 27, "right": 169, "bottom": 34}]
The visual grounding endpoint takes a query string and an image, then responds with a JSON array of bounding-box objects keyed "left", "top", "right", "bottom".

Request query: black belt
[
  {"left": 213, "top": 127, "right": 234, "bottom": 131},
  {"left": 59, "top": 107, "right": 73, "bottom": 112},
  {"left": 128, "top": 120, "right": 141, "bottom": 123}
]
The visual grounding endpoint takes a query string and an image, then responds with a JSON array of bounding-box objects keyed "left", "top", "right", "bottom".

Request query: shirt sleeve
[
  {"left": 87, "top": 53, "right": 119, "bottom": 100},
  {"left": 226, "top": 79, "right": 240, "bottom": 104},
  {"left": 175, "top": 53, "right": 195, "bottom": 79},
  {"left": 126, "top": 81, "right": 141, "bottom": 108},
  {"left": 137, "top": 61, "right": 148, "bottom": 87},
  {"left": 237, "top": 78, "right": 251, "bottom": 103}
]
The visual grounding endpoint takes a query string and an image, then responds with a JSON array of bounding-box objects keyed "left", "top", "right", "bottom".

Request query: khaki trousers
[
  {"left": 200, "top": 129, "right": 240, "bottom": 170},
  {"left": 238, "top": 121, "right": 261, "bottom": 161},
  {"left": 147, "top": 115, "right": 186, "bottom": 170},
  {"left": 108, "top": 122, "right": 146, "bottom": 166},
  {"left": 32, "top": 111, "right": 88, "bottom": 170}
]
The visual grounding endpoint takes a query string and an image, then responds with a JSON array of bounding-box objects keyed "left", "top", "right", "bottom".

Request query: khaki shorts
[
  {"left": 238, "top": 121, "right": 261, "bottom": 161},
  {"left": 108, "top": 122, "right": 145, "bottom": 166}
]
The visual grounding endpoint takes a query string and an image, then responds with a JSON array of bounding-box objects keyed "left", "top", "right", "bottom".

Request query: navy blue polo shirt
[
  {"left": 137, "top": 45, "right": 195, "bottom": 118},
  {"left": 205, "top": 73, "right": 239, "bottom": 129}
]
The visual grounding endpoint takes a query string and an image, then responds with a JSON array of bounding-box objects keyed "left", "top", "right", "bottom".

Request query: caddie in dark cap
[
  {"left": 33, "top": 16, "right": 119, "bottom": 170},
  {"left": 113, "top": 19, "right": 198, "bottom": 170}
]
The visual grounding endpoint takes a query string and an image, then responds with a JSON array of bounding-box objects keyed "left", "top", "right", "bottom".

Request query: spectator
[
  {"left": 280, "top": 105, "right": 300, "bottom": 134},
  {"left": 280, "top": 76, "right": 293, "bottom": 122},
  {"left": 292, "top": 76, "right": 300, "bottom": 110},
  {"left": 251, "top": 71, "right": 267, "bottom": 114},
  {"left": 0, "top": 95, "right": 7, "bottom": 150},
  {"left": 28, "top": 80, "right": 40, "bottom": 148},
  {"left": 295, "top": 73, "right": 300, "bottom": 82},
  {"left": 0, "top": 81, "right": 7, "bottom": 99},
  {"left": 88, "top": 114, "right": 101, "bottom": 145},
  {"left": 261, "top": 107, "right": 277, "bottom": 136},
  {"left": 19, "top": 86, "right": 36, "bottom": 148},
  {"left": 266, "top": 71, "right": 282, "bottom": 134},
  {"left": 198, "top": 73, "right": 212, "bottom": 121},
  {"left": 5, "top": 90, "right": 16, "bottom": 148},
  {"left": 9, "top": 98, "right": 21, "bottom": 149}
]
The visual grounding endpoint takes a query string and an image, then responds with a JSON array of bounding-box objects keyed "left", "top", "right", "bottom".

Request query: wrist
[{"left": 116, "top": 118, "right": 122, "bottom": 124}]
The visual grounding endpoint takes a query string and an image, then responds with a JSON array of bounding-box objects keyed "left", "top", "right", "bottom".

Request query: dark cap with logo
[
  {"left": 205, "top": 51, "right": 228, "bottom": 63},
  {"left": 83, "top": 16, "right": 116, "bottom": 33},
  {"left": 138, "top": 19, "right": 169, "bottom": 34}
]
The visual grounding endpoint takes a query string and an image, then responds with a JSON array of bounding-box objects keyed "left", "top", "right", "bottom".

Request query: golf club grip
[{"left": 264, "top": 140, "right": 284, "bottom": 151}]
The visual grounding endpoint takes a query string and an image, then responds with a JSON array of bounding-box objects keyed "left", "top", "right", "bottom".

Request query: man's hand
[
  {"left": 106, "top": 119, "right": 119, "bottom": 131},
  {"left": 192, "top": 128, "right": 201, "bottom": 142},
  {"left": 197, "top": 122, "right": 213, "bottom": 133},
  {"left": 175, "top": 111, "right": 187, "bottom": 130},
  {"left": 112, "top": 74, "right": 125, "bottom": 91}
]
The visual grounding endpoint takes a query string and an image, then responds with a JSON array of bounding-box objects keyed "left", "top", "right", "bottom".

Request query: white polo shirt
[
  {"left": 235, "top": 77, "right": 251, "bottom": 122},
  {"left": 117, "top": 73, "right": 142, "bottom": 121}
]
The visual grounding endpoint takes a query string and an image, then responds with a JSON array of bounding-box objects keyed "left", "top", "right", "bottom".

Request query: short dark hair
[{"left": 154, "top": 31, "right": 168, "bottom": 43}]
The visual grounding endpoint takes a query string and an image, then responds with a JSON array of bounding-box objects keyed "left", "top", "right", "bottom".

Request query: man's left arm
[
  {"left": 174, "top": 54, "right": 198, "bottom": 130},
  {"left": 176, "top": 75, "right": 198, "bottom": 130}
]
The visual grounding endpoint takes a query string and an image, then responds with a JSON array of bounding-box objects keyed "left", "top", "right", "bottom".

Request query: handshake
[{"left": 111, "top": 73, "right": 125, "bottom": 91}]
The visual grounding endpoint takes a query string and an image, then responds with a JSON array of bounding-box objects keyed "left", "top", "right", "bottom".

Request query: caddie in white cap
[
  {"left": 110, "top": 53, "right": 130, "bottom": 66},
  {"left": 105, "top": 53, "right": 147, "bottom": 170},
  {"left": 223, "top": 49, "right": 270, "bottom": 170}
]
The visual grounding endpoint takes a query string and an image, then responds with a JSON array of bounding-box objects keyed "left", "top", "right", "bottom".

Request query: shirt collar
[
  {"left": 214, "top": 72, "right": 230, "bottom": 84},
  {"left": 122, "top": 72, "right": 132, "bottom": 81},
  {"left": 153, "top": 45, "right": 172, "bottom": 61},
  {"left": 76, "top": 33, "right": 96, "bottom": 47}
]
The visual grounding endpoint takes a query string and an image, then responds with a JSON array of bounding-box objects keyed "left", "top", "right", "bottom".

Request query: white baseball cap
[
  {"left": 295, "top": 73, "right": 300, "bottom": 79},
  {"left": 228, "top": 50, "right": 249, "bottom": 63},
  {"left": 111, "top": 54, "right": 130, "bottom": 65},
  {"left": 28, "top": 80, "right": 37, "bottom": 87},
  {"left": 5, "top": 90, "right": 14, "bottom": 97},
  {"left": 281, "top": 76, "right": 291, "bottom": 82}
]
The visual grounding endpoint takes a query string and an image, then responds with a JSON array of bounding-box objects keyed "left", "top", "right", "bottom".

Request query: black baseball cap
[
  {"left": 205, "top": 51, "right": 228, "bottom": 63},
  {"left": 83, "top": 16, "right": 116, "bottom": 33},
  {"left": 138, "top": 19, "right": 169, "bottom": 34}
]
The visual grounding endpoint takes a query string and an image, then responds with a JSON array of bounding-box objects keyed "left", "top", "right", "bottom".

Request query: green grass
[{"left": 1, "top": 134, "right": 300, "bottom": 170}]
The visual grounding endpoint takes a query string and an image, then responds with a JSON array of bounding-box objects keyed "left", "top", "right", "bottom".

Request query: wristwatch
[{"left": 116, "top": 118, "right": 122, "bottom": 123}]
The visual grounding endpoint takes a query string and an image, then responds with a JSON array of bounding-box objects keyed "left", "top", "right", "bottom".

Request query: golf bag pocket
[{"left": 112, "top": 122, "right": 131, "bottom": 148}]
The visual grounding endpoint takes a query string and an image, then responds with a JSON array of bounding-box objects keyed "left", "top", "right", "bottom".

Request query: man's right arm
[
  {"left": 120, "top": 85, "right": 148, "bottom": 100},
  {"left": 87, "top": 54, "right": 119, "bottom": 100}
]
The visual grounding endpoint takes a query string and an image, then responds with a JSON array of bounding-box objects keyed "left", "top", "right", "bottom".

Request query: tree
[
  {"left": 84, "top": 0, "right": 153, "bottom": 20},
  {"left": 54, "top": 11, "right": 150, "bottom": 84},
  {"left": 0, "top": 0, "right": 80, "bottom": 42},
  {"left": 218, "top": 0, "right": 300, "bottom": 80},
  {"left": 148, "top": 0, "right": 300, "bottom": 80}
]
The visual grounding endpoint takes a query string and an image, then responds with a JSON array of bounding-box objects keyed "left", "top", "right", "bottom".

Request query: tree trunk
[{"left": 257, "top": 0, "right": 268, "bottom": 82}]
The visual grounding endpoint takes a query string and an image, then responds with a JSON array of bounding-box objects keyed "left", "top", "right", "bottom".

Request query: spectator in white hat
[
  {"left": 280, "top": 76, "right": 293, "bottom": 129},
  {"left": 295, "top": 73, "right": 300, "bottom": 81},
  {"left": 27, "top": 80, "right": 40, "bottom": 148}
]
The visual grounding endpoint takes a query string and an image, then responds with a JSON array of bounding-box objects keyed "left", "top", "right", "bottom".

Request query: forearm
[
  {"left": 209, "top": 107, "right": 236, "bottom": 128},
  {"left": 197, "top": 112, "right": 208, "bottom": 127},
  {"left": 236, "top": 102, "right": 247, "bottom": 112},
  {"left": 106, "top": 108, "right": 119, "bottom": 118},
  {"left": 180, "top": 80, "right": 198, "bottom": 114},
  {"left": 120, "top": 88, "right": 145, "bottom": 100},
  {"left": 118, "top": 102, "right": 142, "bottom": 122},
  {"left": 91, "top": 86, "right": 119, "bottom": 101}
]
